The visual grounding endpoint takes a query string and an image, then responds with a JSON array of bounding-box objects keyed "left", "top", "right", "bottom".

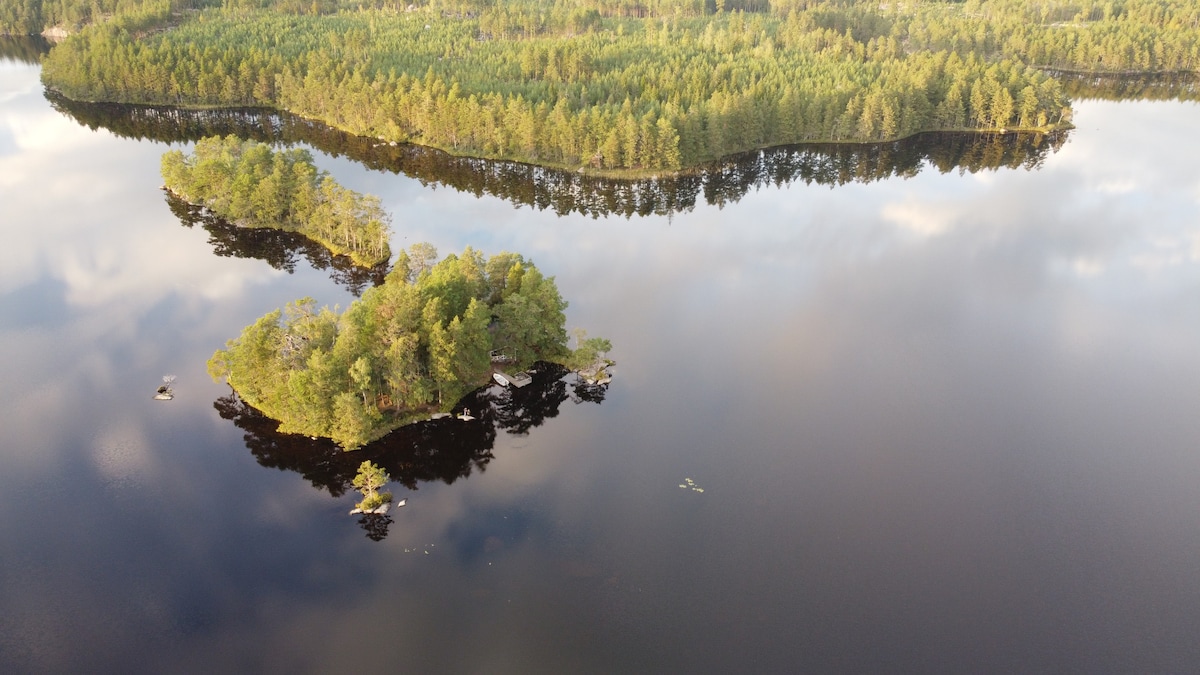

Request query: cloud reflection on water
[{"left": 5, "top": 51, "right": 1200, "bottom": 672}]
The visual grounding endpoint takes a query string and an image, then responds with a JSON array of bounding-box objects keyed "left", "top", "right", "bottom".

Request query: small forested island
[
  {"left": 207, "top": 244, "right": 613, "bottom": 449},
  {"left": 350, "top": 460, "right": 393, "bottom": 513},
  {"left": 20, "top": 0, "right": 1199, "bottom": 173},
  {"left": 162, "top": 135, "right": 390, "bottom": 266}
]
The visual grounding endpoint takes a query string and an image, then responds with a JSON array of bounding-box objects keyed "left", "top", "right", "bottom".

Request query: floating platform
[{"left": 493, "top": 371, "right": 532, "bottom": 388}]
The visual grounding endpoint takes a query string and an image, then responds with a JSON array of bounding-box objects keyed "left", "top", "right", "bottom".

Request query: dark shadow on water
[
  {"left": 165, "top": 191, "right": 388, "bottom": 296},
  {"left": 214, "top": 364, "right": 605, "bottom": 539},
  {"left": 571, "top": 379, "right": 608, "bottom": 405},
  {"left": 357, "top": 513, "right": 393, "bottom": 542},
  {"left": 48, "top": 92, "right": 1069, "bottom": 218}
]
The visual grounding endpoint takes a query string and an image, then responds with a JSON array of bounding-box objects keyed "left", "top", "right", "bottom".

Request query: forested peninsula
[
  {"left": 21, "top": 0, "right": 1196, "bottom": 173},
  {"left": 7, "top": 0, "right": 1192, "bottom": 174},
  {"left": 161, "top": 135, "right": 391, "bottom": 266},
  {"left": 208, "top": 244, "right": 612, "bottom": 449}
]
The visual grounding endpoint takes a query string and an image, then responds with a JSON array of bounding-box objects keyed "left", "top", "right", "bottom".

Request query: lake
[{"left": 4, "top": 45, "right": 1200, "bottom": 672}]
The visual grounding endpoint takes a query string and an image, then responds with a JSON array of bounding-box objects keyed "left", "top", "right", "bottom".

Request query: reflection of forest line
[
  {"left": 0, "top": 36, "right": 50, "bottom": 63},
  {"left": 51, "top": 93, "right": 1069, "bottom": 218},
  {"left": 165, "top": 190, "right": 388, "bottom": 296},
  {"left": 1048, "top": 70, "right": 1199, "bottom": 102},
  {"left": 215, "top": 363, "right": 596, "bottom": 500}
]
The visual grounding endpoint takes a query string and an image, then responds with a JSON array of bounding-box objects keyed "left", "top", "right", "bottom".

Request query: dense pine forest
[
  {"left": 17, "top": 0, "right": 1200, "bottom": 170},
  {"left": 162, "top": 135, "right": 392, "bottom": 266},
  {"left": 208, "top": 244, "right": 608, "bottom": 449}
]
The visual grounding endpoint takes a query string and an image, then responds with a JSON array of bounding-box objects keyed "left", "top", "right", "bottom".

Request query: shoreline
[{"left": 45, "top": 86, "right": 1074, "bottom": 179}]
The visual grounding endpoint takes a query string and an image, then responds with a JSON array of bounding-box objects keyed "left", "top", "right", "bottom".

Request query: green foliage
[
  {"left": 38, "top": 0, "right": 1169, "bottom": 171},
  {"left": 208, "top": 244, "right": 590, "bottom": 448},
  {"left": 352, "top": 460, "right": 391, "bottom": 509},
  {"left": 902, "top": 0, "right": 1200, "bottom": 73},
  {"left": 0, "top": 0, "right": 208, "bottom": 36},
  {"left": 494, "top": 265, "right": 570, "bottom": 367},
  {"left": 45, "top": 0, "right": 1195, "bottom": 169},
  {"left": 567, "top": 329, "right": 612, "bottom": 370},
  {"left": 162, "top": 135, "right": 390, "bottom": 266},
  {"left": 357, "top": 491, "right": 392, "bottom": 511}
]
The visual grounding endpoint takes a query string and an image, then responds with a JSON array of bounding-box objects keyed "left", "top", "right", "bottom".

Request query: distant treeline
[
  {"left": 162, "top": 135, "right": 391, "bottom": 266},
  {"left": 0, "top": 0, "right": 210, "bottom": 36},
  {"left": 33, "top": 0, "right": 1196, "bottom": 171},
  {"left": 208, "top": 244, "right": 604, "bottom": 449}
]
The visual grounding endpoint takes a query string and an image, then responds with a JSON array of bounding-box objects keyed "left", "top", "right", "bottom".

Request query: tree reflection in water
[
  {"left": 49, "top": 92, "right": 1069, "bottom": 219},
  {"left": 1051, "top": 70, "right": 1198, "bottom": 102},
  {"left": 0, "top": 36, "right": 51, "bottom": 64},
  {"left": 357, "top": 513, "right": 393, "bottom": 542},
  {"left": 214, "top": 364, "right": 603, "bottom": 539},
  {"left": 165, "top": 191, "right": 388, "bottom": 297}
]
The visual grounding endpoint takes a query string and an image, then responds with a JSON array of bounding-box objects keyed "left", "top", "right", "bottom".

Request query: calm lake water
[{"left": 4, "top": 47, "right": 1200, "bottom": 673}]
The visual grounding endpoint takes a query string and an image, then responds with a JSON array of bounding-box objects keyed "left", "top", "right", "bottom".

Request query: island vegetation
[
  {"left": 161, "top": 135, "right": 391, "bottom": 266},
  {"left": 207, "top": 243, "right": 612, "bottom": 449},
  {"left": 351, "top": 460, "right": 392, "bottom": 512},
  {"left": 26, "top": 0, "right": 1197, "bottom": 173}
]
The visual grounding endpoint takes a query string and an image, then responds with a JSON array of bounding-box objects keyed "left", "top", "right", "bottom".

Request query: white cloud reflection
[
  {"left": 1, "top": 62, "right": 283, "bottom": 305},
  {"left": 0, "top": 62, "right": 314, "bottom": 481},
  {"left": 91, "top": 421, "right": 156, "bottom": 486},
  {"left": 880, "top": 196, "right": 964, "bottom": 237},
  {"left": 5, "top": 54, "right": 1200, "bottom": 672}
]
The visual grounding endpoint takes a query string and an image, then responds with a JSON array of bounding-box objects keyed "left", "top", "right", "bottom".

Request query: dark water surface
[{"left": 4, "top": 50, "right": 1200, "bottom": 673}]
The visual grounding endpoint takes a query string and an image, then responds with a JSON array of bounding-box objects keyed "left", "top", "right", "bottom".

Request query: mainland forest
[
  {"left": 207, "top": 243, "right": 613, "bottom": 449},
  {"left": 13, "top": 0, "right": 1197, "bottom": 172}
]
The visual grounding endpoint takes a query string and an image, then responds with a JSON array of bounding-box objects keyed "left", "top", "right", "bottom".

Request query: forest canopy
[
  {"left": 207, "top": 244, "right": 608, "bottom": 449},
  {"left": 162, "top": 135, "right": 391, "bottom": 266},
  {"left": 29, "top": 0, "right": 1200, "bottom": 171}
]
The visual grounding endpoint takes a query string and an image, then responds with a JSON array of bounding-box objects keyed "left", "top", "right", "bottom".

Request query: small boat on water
[{"left": 493, "top": 371, "right": 532, "bottom": 388}]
